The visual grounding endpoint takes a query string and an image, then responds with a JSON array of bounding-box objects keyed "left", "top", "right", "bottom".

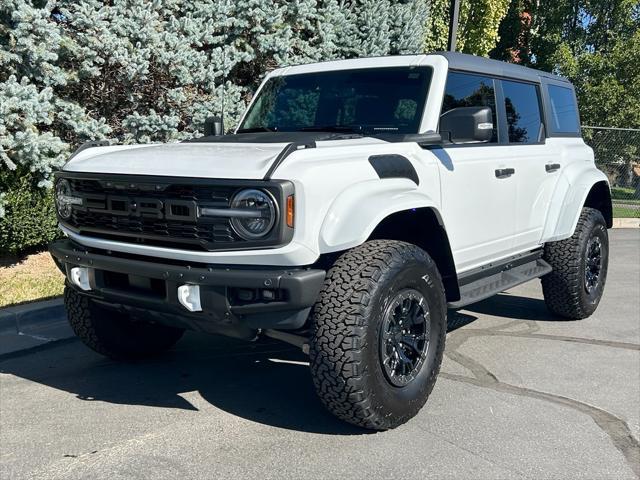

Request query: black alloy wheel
[
  {"left": 584, "top": 236, "right": 603, "bottom": 294},
  {"left": 379, "top": 289, "right": 430, "bottom": 387}
]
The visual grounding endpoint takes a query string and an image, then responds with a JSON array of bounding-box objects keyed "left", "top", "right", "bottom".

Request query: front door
[
  {"left": 434, "top": 71, "right": 518, "bottom": 272},
  {"left": 436, "top": 145, "right": 518, "bottom": 272}
]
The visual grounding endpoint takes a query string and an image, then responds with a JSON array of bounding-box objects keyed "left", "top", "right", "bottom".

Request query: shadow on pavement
[
  {"left": 447, "top": 291, "right": 569, "bottom": 332},
  {"left": 0, "top": 293, "right": 564, "bottom": 436},
  {"left": 446, "top": 310, "right": 478, "bottom": 332},
  {"left": 0, "top": 333, "right": 370, "bottom": 436},
  {"left": 463, "top": 292, "right": 567, "bottom": 322}
]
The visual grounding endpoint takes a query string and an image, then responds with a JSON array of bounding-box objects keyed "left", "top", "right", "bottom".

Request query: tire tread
[
  {"left": 542, "top": 207, "right": 607, "bottom": 319},
  {"left": 64, "top": 286, "right": 184, "bottom": 360},
  {"left": 309, "top": 240, "right": 446, "bottom": 430}
]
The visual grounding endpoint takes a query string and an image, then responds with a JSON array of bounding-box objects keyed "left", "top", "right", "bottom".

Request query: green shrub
[{"left": 0, "top": 176, "right": 60, "bottom": 255}]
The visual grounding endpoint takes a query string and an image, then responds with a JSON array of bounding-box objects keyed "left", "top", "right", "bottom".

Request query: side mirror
[
  {"left": 204, "top": 116, "right": 224, "bottom": 136},
  {"left": 439, "top": 106, "right": 493, "bottom": 144}
]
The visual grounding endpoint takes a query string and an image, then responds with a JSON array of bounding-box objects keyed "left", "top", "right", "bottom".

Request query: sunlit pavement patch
[{"left": 0, "top": 298, "right": 71, "bottom": 356}]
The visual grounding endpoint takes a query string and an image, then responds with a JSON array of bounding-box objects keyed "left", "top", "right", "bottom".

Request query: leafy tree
[
  {"left": 490, "top": 0, "right": 639, "bottom": 129},
  {"left": 424, "top": 0, "right": 511, "bottom": 56},
  {"left": 490, "top": 0, "right": 535, "bottom": 64}
]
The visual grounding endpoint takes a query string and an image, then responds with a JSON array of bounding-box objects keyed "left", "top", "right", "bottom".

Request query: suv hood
[
  {"left": 63, "top": 135, "right": 389, "bottom": 179},
  {"left": 63, "top": 142, "right": 289, "bottom": 180}
]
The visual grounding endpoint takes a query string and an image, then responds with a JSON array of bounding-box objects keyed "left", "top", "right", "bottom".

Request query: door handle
[
  {"left": 495, "top": 168, "right": 515, "bottom": 178},
  {"left": 545, "top": 163, "right": 561, "bottom": 173}
]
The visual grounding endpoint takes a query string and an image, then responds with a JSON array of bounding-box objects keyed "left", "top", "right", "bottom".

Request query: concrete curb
[
  {"left": 0, "top": 297, "right": 73, "bottom": 356},
  {"left": 612, "top": 218, "right": 640, "bottom": 228}
]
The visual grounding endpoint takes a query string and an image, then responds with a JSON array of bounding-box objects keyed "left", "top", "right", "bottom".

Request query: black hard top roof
[{"left": 434, "top": 51, "right": 572, "bottom": 85}]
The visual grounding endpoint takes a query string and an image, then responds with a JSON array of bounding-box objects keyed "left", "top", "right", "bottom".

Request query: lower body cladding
[{"left": 49, "top": 239, "right": 326, "bottom": 341}]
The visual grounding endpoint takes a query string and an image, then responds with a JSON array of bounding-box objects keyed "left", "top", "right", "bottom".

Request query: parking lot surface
[{"left": 1, "top": 229, "right": 638, "bottom": 480}]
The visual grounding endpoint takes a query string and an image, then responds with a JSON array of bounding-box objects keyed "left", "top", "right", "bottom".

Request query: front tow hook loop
[
  {"left": 69, "top": 267, "right": 91, "bottom": 291},
  {"left": 178, "top": 284, "right": 202, "bottom": 312}
]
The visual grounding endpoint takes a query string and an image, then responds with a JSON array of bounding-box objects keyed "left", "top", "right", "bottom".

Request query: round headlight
[
  {"left": 55, "top": 179, "right": 73, "bottom": 220},
  {"left": 230, "top": 189, "right": 277, "bottom": 240}
]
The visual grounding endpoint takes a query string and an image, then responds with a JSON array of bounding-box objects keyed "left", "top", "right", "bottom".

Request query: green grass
[
  {"left": 610, "top": 186, "right": 639, "bottom": 216},
  {"left": 611, "top": 186, "right": 640, "bottom": 205},
  {"left": 0, "top": 251, "right": 65, "bottom": 307},
  {"left": 613, "top": 205, "right": 640, "bottom": 218}
]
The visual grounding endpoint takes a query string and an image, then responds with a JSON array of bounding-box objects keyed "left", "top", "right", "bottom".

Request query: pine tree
[{"left": 0, "top": 0, "right": 429, "bottom": 221}]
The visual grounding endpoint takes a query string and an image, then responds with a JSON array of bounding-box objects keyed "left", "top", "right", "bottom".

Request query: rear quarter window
[{"left": 547, "top": 84, "right": 580, "bottom": 134}]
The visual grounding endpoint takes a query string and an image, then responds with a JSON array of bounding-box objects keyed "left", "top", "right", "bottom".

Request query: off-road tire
[
  {"left": 542, "top": 207, "right": 609, "bottom": 319},
  {"left": 309, "top": 240, "right": 447, "bottom": 430},
  {"left": 65, "top": 286, "right": 184, "bottom": 361}
]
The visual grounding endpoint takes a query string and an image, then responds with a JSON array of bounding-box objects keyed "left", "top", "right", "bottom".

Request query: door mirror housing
[
  {"left": 204, "top": 116, "right": 224, "bottom": 136},
  {"left": 439, "top": 106, "right": 493, "bottom": 144}
]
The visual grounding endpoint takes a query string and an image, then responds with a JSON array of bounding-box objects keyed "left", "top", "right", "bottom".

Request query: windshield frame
[{"left": 236, "top": 66, "right": 434, "bottom": 136}]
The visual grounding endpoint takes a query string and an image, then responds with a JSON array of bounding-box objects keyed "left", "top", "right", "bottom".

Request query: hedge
[{"left": 0, "top": 176, "right": 60, "bottom": 256}]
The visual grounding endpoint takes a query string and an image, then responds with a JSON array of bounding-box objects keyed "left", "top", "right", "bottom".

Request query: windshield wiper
[
  {"left": 297, "top": 125, "right": 364, "bottom": 134},
  {"left": 236, "top": 126, "right": 277, "bottom": 133}
]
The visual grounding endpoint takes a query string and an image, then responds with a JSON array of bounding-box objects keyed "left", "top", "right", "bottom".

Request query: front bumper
[
  {"left": 59, "top": 223, "right": 320, "bottom": 267},
  {"left": 50, "top": 239, "right": 325, "bottom": 339}
]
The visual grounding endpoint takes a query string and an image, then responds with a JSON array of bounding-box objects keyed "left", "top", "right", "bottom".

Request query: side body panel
[
  {"left": 541, "top": 144, "right": 610, "bottom": 242},
  {"left": 511, "top": 142, "right": 559, "bottom": 251},
  {"left": 281, "top": 141, "right": 443, "bottom": 256},
  {"left": 433, "top": 145, "right": 518, "bottom": 273}
]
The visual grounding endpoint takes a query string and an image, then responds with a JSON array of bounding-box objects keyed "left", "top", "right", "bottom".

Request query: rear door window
[
  {"left": 441, "top": 72, "right": 498, "bottom": 143},
  {"left": 501, "top": 80, "right": 543, "bottom": 144},
  {"left": 547, "top": 84, "right": 580, "bottom": 134}
]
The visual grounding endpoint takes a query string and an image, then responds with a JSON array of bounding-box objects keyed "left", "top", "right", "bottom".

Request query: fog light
[
  {"left": 178, "top": 284, "right": 202, "bottom": 312},
  {"left": 69, "top": 267, "right": 91, "bottom": 291},
  {"left": 237, "top": 289, "right": 255, "bottom": 302},
  {"left": 262, "top": 289, "right": 275, "bottom": 301}
]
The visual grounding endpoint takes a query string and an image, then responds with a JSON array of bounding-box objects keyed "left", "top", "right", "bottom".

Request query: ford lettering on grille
[{"left": 83, "top": 194, "right": 198, "bottom": 222}]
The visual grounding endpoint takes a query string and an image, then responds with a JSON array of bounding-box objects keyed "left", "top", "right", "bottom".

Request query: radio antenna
[
  {"left": 447, "top": 0, "right": 460, "bottom": 52},
  {"left": 220, "top": 1, "right": 228, "bottom": 133}
]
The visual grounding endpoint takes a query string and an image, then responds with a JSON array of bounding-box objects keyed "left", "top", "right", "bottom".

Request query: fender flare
[
  {"left": 542, "top": 166, "right": 611, "bottom": 242},
  {"left": 318, "top": 178, "right": 442, "bottom": 253}
]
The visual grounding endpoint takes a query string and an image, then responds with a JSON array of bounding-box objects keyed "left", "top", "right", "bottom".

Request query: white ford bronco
[{"left": 50, "top": 52, "right": 612, "bottom": 430}]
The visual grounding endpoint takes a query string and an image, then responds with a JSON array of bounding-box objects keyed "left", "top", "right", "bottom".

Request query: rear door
[
  {"left": 436, "top": 72, "right": 518, "bottom": 272},
  {"left": 498, "top": 79, "right": 560, "bottom": 252}
]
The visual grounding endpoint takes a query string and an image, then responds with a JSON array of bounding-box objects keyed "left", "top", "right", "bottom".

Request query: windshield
[{"left": 238, "top": 67, "right": 432, "bottom": 135}]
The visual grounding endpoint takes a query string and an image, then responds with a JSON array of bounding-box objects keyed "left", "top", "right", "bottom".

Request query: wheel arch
[
  {"left": 367, "top": 208, "right": 460, "bottom": 302},
  {"left": 317, "top": 179, "right": 459, "bottom": 301},
  {"left": 542, "top": 168, "right": 612, "bottom": 242},
  {"left": 583, "top": 181, "right": 613, "bottom": 228}
]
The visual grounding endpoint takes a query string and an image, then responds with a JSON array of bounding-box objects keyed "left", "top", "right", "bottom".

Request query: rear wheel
[
  {"left": 542, "top": 207, "right": 609, "bottom": 319},
  {"left": 309, "top": 240, "right": 447, "bottom": 430},
  {"left": 65, "top": 286, "right": 184, "bottom": 361}
]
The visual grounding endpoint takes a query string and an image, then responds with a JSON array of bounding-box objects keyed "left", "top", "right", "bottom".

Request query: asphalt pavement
[{"left": 1, "top": 229, "right": 638, "bottom": 480}]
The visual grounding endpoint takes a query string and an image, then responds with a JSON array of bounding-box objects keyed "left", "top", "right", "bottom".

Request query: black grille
[{"left": 61, "top": 176, "right": 283, "bottom": 251}]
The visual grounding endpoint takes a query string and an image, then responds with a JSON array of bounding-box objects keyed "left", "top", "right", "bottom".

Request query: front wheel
[
  {"left": 309, "top": 240, "right": 447, "bottom": 430},
  {"left": 65, "top": 286, "right": 185, "bottom": 361},
  {"left": 542, "top": 207, "right": 609, "bottom": 319}
]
